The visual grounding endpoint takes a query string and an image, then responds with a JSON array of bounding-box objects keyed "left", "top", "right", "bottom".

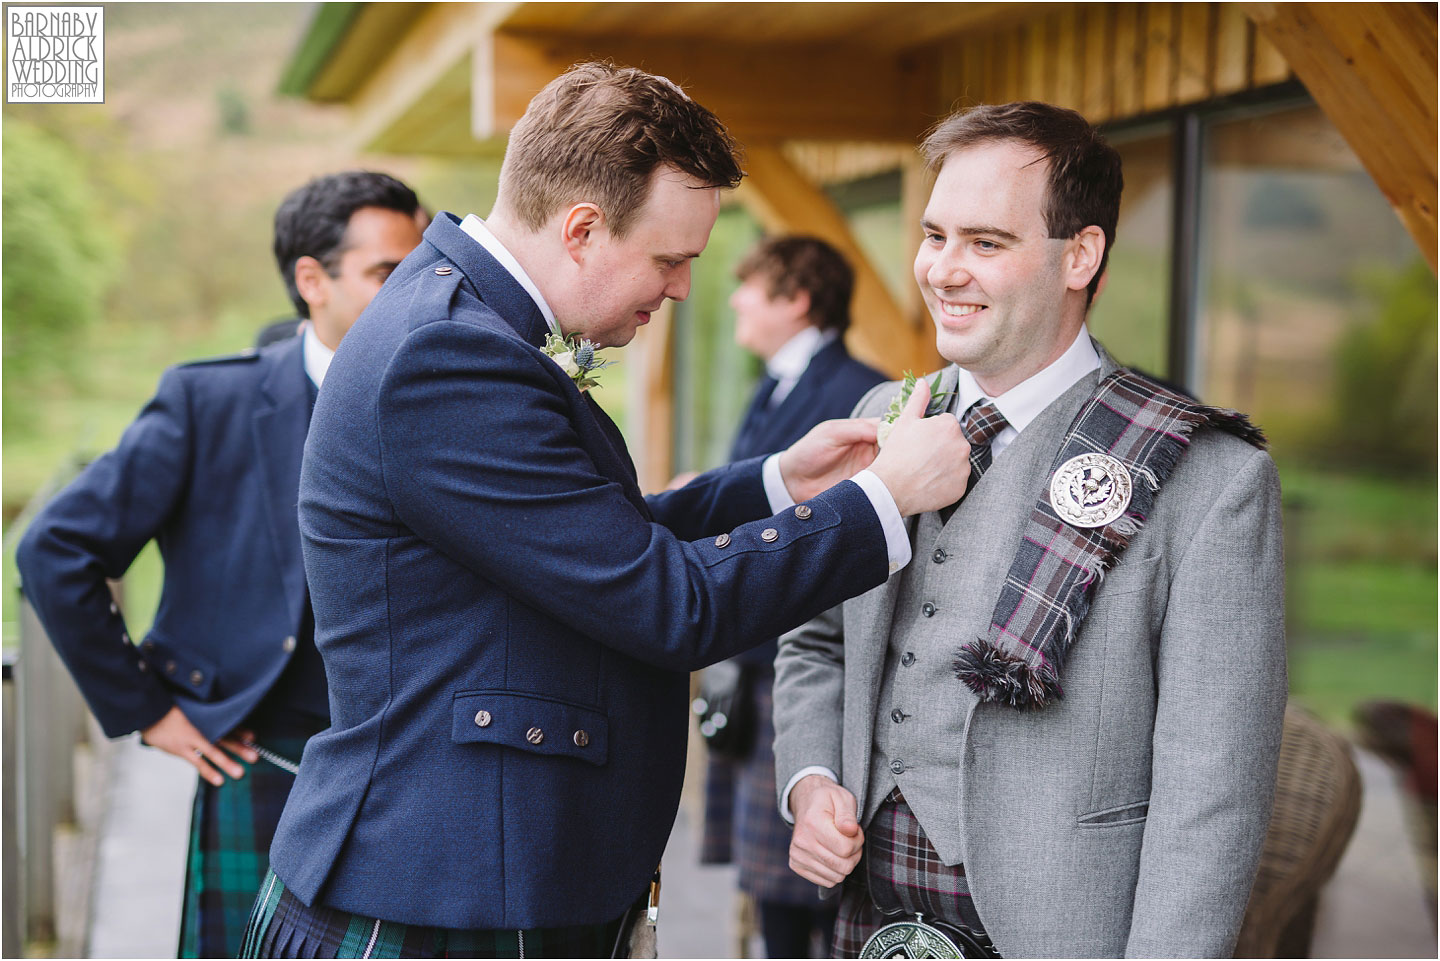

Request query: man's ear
[
  {"left": 561, "top": 203, "right": 605, "bottom": 264},
  {"left": 293, "top": 255, "right": 330, "bottom": 312},
  {"left": 781, "top": 289, "right": 813, "bottom": 325},
  {"left": 1064, "top": 226, "right": 1106, "bottom": 293}
]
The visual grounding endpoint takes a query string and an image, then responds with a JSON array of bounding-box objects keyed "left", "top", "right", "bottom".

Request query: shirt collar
[
  {"left": 954, "top": 323, "right": 1101, "bottom": 434},
  {"left": 302, "top": 323, "right": 334, "bottom": 388},
  {"left": 766, "top": 326, "right": 834, "bottom": 382},
  {"left": 458, "top": 214, "right": 561, "bottom": 337}
]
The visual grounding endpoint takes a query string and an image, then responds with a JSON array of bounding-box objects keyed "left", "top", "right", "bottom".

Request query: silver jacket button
[
  {"left": 714, "top": 533, "right": 731, "bottom": 548},
  {"left": 573, "top": 730, "right": 589, "bottom": 748},
  {"left": 760, "top": 528, "right": 779, "bottom": 543},
  {"left": 526, "top": 727, "right": 545, "bottom": 745},
  {"left": 794, "top": 505, "right": 812, "bottom": 520},
  {"left": 474, "top": 710, "right": 492, "bottom": 728}
]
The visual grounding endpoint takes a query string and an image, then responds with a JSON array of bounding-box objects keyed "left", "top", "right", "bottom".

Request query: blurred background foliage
[{"left": 2, "top": 4, "right": 502, "bottom": 646}]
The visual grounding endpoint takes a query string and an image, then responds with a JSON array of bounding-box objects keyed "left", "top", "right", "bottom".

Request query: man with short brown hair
[
  {"left": 247, "top": 64, "right": 974, "bottom": 957},
  {"left": 774, "top": 102, "right": 1286, "bottom": 958},
  {"left": 701, "top": 236, "right": 885, "bottom": 957}
]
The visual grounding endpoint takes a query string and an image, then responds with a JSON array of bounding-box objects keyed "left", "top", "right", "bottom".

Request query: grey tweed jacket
[{"left": 773, "top": 350, "right": 1287, "bottom": 958}]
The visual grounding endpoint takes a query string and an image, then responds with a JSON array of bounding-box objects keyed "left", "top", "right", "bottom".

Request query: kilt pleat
[
  {"left": 242, "top": 869, "right": 628, "bottom": 959},
  {"left": 180, "top": 722, "right": 325, "bottom": 958}
]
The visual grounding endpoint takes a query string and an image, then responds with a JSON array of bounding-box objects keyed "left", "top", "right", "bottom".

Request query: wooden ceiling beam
[
  {"left": 1246, "top": 2, "right": 1437, "bottom": 270},
  {"left": 475, "top": 29, "right": 939, "bottom": 143},
  {"left": 736, "top": 144, "right": 941, "bottom": 379}
]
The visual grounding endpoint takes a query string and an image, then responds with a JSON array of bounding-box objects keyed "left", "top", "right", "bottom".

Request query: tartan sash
[{"left": 953, "top": 368, "right": 1266, "bottom": 709}]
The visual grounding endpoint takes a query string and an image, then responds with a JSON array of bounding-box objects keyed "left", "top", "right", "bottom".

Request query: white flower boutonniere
[
  {"left": 877, "top": 370, "right": 951, "bottom": 447},
  {"left": 543, "top": 332, "right": 613, "bottom": 392}
]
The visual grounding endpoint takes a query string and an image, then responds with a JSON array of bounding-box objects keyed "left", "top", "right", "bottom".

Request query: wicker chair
[{"left": 1234, "top": 704, "right": 1363, "bottom": 958}]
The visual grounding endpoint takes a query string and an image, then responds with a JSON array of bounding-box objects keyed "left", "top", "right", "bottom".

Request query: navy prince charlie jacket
[{"left": 268, "top": 213, "right": 891, "bottom": 929}]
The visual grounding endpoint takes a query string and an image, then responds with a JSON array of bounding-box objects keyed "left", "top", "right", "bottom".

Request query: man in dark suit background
[
  {"left": 16, "top": 171, "right": 424, "bottom": 957},
  {"left": 701, "top": 236, "right": 886, "bottom": 957},
  {"left": 248, "top": 63, "right": 972, "bottom": 957}
]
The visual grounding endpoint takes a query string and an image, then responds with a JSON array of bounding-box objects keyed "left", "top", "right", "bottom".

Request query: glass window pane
[
  {"left": 1089, "top": 124, "right": 1173, "bottom": 378},
  {"left": 1197, "top": 100, "right": 1437, "bottom": 725}
]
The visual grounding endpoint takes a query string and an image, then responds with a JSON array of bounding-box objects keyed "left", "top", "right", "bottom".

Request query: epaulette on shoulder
[{"left": 178, "top": 347, "right": 262, "bottom": 368}]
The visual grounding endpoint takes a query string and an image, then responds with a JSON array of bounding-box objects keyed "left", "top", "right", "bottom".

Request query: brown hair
[
  {"left": 736, "top": 235, "right": 855, "bottom": 334},
  {"left": 921, "top": 102, "right": 1122, "bottom": 305},
  {"left": 498, "top": 62, "right": 744, "bottom": 237}
]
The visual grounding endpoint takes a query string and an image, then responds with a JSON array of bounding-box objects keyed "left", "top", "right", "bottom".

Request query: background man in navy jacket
[
  {"left": 249, "top": 63, "right": 972, "bottom": 957},
  {"left": 701, "top": 236, "right": 885, "bottom": 957},
  {"left": 16, "top": 170, "right": 424, "bottom": 957}
]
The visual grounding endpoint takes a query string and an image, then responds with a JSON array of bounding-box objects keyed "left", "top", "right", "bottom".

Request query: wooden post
[
  {"left": 3, "top": 651, "right": 22, "bottom": 959},
  {"left": 18, "top": 597, "right": 58, "bottom": 944}
]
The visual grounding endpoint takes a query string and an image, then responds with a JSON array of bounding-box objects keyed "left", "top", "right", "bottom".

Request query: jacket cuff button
[
  {"left": 794, "top": 505, "right": 812, "bottom": 520},
  {"left": 760, "top": 528, "right": 779, "bottom": 543},
  {"left": 474, "top": 710, "right": 492, "bottom": 728},
  {"left": 525, "top": 727, "right": 544, "bottom": 745},
  {"left": 714, "top": 533, "right": 731, "bottom": 548},
  {"left": 573, "top": 730, "right": 589, "bottom": 748}
]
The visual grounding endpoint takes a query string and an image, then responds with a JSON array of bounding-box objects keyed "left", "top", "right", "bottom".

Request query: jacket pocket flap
[
  {"left": 138, "top": 633, "right": 218, "bottom": 699},
  {"left": 1078, "top": 799, "right": 1150, "bottom": 826},
  {"left": 451, "top": 691, "right": 608, "bottom": 766}
]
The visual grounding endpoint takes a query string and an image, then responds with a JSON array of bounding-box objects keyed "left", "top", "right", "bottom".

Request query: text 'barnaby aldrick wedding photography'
[{"left": 6, "top": 5, "right": 103, "bottom": 103}]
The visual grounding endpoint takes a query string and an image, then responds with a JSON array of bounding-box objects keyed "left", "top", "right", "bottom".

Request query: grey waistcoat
[{"left": 865, "top": 365, "right": 1105, "bottom": 864}]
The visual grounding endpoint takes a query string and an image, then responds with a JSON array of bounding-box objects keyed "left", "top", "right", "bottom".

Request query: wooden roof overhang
[{"left": 280, "top": 1, "right": 1437, "bottom": 424}]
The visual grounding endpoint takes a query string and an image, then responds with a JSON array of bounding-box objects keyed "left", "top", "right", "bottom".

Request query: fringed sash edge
[{"left": 953, "top": 369, "right": 1266, "bottom": 710}]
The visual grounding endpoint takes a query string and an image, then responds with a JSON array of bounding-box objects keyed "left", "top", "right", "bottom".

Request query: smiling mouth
[{"left": 941, "top": 303, "right": 985, "bottom": 317}]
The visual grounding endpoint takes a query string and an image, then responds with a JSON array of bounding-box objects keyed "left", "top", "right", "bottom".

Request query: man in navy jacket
[
  {"left": 702, "top": 236, "right": 886, "bottom": 956},
  {"left": 250, "top": 64, "right": 972, "bottom": 957},
  {"left": 16, "top": 171, "right": 424, "bottom": 957}
]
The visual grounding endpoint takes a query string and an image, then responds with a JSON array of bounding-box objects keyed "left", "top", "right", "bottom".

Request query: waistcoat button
[
  {"left": 900, "top": 652, "right": 915, "bottom": 667},
  {"left": 890, "top": 758, "right": 905, "bottom": 775},
  {"left": 932, "top": 548, "right": 948, "bottom": 564},
  {"left": 921, "top": 602, "right": 937, "bottom": 617}
]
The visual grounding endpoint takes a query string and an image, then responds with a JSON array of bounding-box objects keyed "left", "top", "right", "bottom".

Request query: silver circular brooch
[
  {"left": 859, "top": 917, "right": 964, "bottom": 958},
  {"left": 1049, "top": 452, "right": 1133, "bottom": 529}
]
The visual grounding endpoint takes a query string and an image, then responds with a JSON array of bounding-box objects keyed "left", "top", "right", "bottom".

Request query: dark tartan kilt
[
  {"left": 241, "top": 870, "right": 626, "bottom": 959},
  {"left": 700, "top": 670, "right": 823, "bottom": 906},
  {"left": 179, "top": 722, "right": 326, "bottom": 959},
  {"left": 832, "top": 790, "right": 992, "bottom": 958}
]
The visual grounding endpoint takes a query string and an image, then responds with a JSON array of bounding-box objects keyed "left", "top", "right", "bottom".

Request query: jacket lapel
[
  {"left": 424, "top": 213, "right": 650, "bottom": 514},
  {"left": 252, "top": 336, "right": 309, "bottom": 632},
  {"left": 756, "top": 339, "right": 846, "bottom": 451}
]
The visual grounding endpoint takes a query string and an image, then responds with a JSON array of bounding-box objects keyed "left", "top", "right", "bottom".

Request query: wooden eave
[{"left": 280, "top": 1, "right": 1437, "bottom": 375}]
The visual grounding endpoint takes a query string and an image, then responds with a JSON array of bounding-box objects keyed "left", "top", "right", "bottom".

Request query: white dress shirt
[
  {"left": 765, "top": 326, "right": 838, "bottom": 408},
  {"left": 302, "top": 323, "right": 334, "bottom": 388}
]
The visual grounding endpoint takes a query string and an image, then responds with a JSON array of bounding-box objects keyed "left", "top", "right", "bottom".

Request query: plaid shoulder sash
[{"left": 953, "top": 368, "right": 1266, "bottom": 710}]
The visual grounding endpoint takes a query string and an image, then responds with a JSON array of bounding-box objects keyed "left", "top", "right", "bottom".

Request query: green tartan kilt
[
  {"left": 178, "top": 727, "right": 322, "bottom": 959},
  {"left": 241, "top": 870, "right": 628, "bottom": 958}
]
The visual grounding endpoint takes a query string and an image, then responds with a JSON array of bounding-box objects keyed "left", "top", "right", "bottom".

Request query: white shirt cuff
[
  {"left": 851, "top": 469, "right": 911, "bottom": 575},
  {"left": 762, "top": 453, "right": 795, "bottom": 513},
  {"left": 780, "top": 766, "right": 840, "bottom": 824}
]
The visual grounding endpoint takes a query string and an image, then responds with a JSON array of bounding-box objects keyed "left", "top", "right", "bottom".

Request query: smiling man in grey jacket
[{"left": 773, "top": 101, "right": 1286, "bottom": 958}]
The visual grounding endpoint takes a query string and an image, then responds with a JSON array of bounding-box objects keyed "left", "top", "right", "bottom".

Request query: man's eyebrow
[
  {"left": 919, "top": 219, "right": 1021, "bottom": 243},
  {"left": 958, "top": 225, "right": 1021, "bottom": 243},
  {"left": 659, "top": 250, "right": 703, "bottom": 261}
]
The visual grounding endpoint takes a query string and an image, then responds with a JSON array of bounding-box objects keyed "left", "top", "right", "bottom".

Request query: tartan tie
[
  {"left": 962, "top": 399, "right": 1009, "bottom": 485},
  {"left": 940, "top": 399, "right": 1009, "bottom": 522}
]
